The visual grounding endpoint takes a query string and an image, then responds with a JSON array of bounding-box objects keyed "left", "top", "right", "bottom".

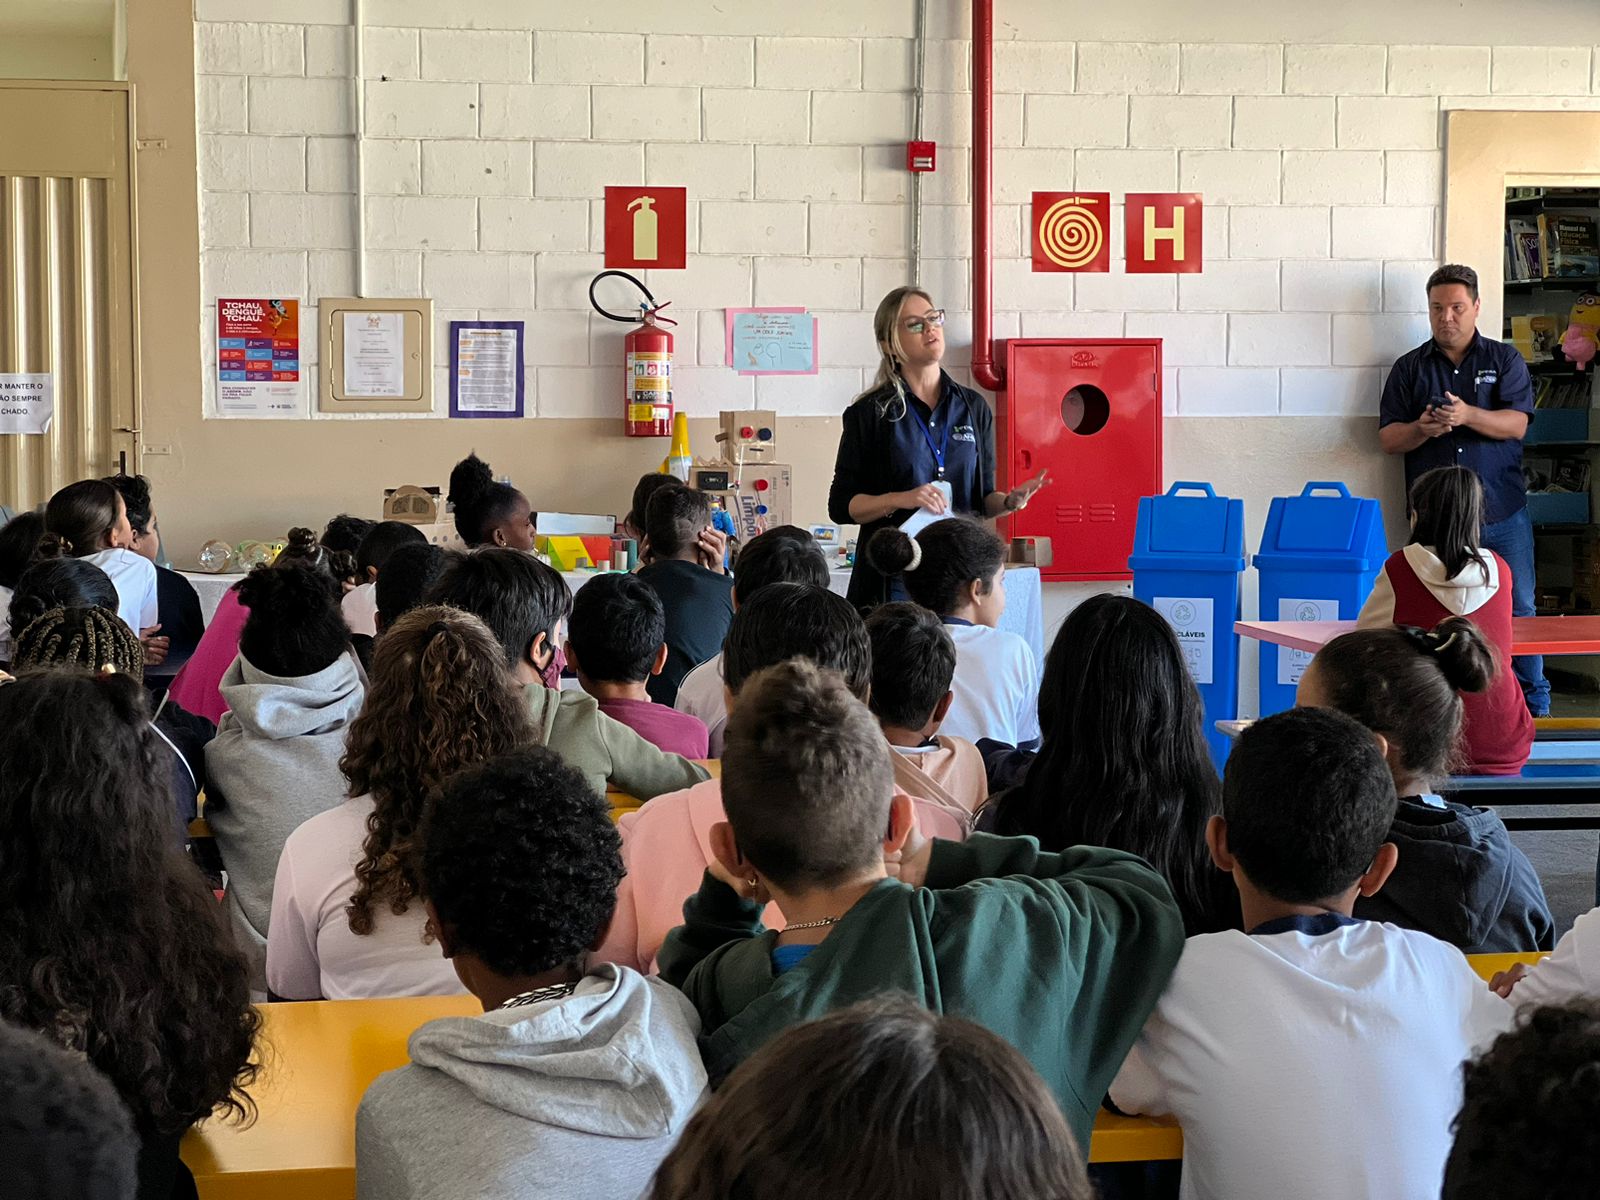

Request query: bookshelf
[{"left": 1507, "top": 186, "right": 1600, "bottom": 616}]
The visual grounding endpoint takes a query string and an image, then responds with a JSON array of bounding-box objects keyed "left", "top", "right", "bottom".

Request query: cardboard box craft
[
  {"left": 383, "top": 485, "right": 440, "bottom": 524},
  {"left": 1007, "top": 537, "right": 1052, "bottom": 568}
]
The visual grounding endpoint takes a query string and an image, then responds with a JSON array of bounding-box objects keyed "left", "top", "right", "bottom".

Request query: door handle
[{"left": 1020, "top": 449, "right": 1032, "bottom": 470}]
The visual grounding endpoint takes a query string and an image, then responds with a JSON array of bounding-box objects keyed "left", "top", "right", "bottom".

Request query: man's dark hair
[
  {"left": 0, "top": 1018, "right": 140, "bottom": 1200},
  {"left": 374, "top": 543, "right": 447, "bottom": 631},
  {"left": 321, "top": 513, "right": 376, "bottom": 556},
  {"left": 1222, "top": 707, "right": 1396, "bottom": 904},
  {"left": 420, "top": 747, "right": 623, "bottom": 977},
  {"left": 732, "top": 525, "right": 829, "bottom": 605},
  {"left": 356, "top": 520, "right": 427, "bottom": 577},
  {"left": 1427, "top": 263, "right": 1479, "bottom": 303},
  {"left": 1443, "top": 1002, "right": 1600, "bottom": 1200},
  {"left": 865, "top": 602, "right": 955, "bottom": 731},
  {"left": 722, "top": 581, "right": 870, "bottom": 699},
  {"left": 568, "top": 572, "right": 664, "bottom": 685},
  {"left": 646, "top": 485, "right": 712, "bottom": 560},
  {"left": 104, "top": 474, "right": 153, "bottom": 537},
  {"left": 722, "top": 660, "right": 894, "bottom": 891},
  {"left": 425, "top": 547, "right": 571, "bottom": 670}
]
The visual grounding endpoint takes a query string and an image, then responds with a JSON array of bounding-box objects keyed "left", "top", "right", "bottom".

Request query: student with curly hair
[
  {"left": 447, "top": 453, "right": 534, "bottom": 550},
  {"left": 648, "top": 998, "right": 1092, "bottom": 1200},
  {"left": 267, "top": 606, "right": 534, "bottom": 1000},
  {"left": 356, "top": 748, "right": 708, "bottom": 1200},
  {"left": 0, "top": 1017, "right": 140, "bottom": 1200},
  {"left": 0, "top": 669, "right": 259, "bottom": 1200},
  {"left": 206, "top": 564, "right": 366, "bottom": 987},
  {"left": 1443, "top": 1001, "right": 1600, "bottom": 1199}
]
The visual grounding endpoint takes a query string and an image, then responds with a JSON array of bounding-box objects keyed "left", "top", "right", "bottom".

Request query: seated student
[
  {"left": 7, "top": 555, "right": 119, "bottom": 652},
  {"left": 647, "top": 997, "right": 1093, "bottom": 1200},
  {"left": 1299, "top": 620, "right": 1553, "bottom": 954},
  {"left": 567, "top": 572, "right": 709, "bottom": 758},
  {"left": 636, "top": 485, "right": 734, "bottom": 705},
  {"left": 320, "top": 512, "right": 376, "bottom": 586},
  {"left": 356, "top": 748, "right": 708, "bottom": 1200},
  {"left": 206, "top": 564, "right": 366, "bottom": 985},
  {"left": 596, "top": 582, "right": 971, "bottom": 975},
  {"left": 0, "top": 669, "right": 258, "bottom": 1200},
  {"left": 675, "top": 525, "right": 830, "bottom": 756},
  {"left": 865, "top": 602, "right": 987, "bottom": 826},
  {"left": 105, "top": 474, "right": 204, "bottom": 681},
  {"left": 0, "top": 510, "right": 45, "bottom": 664},
  {"left": 0, "top": 1017, "right": 140, "bottom": 1200},
  {"left": 868, "top": 519, "right": 1039, "bottom": 747},
  {"left": 1358, "top": 466, "right": 1534, "bottom": 773},
  {"left": 1109, "top": 707, "right": 1513, "bottom": 1200},
  {"left": 167, "top": 526, "right": 347, "bottom": 724},
  {"left": 42, "top": 480, "right": 163, "bottom": 665},
  {"left": 373, "top": 541, "right": 446, "bottom": 636},
  {"left": 657, "top": 659, "right": 1184, "bottom": 1150},
  {"left": 344, "top": 519, "right": 428, "bottom": 644},
  {"left": 624, "top": 472, "right": 680, "bottom": 555},
  {"left": 425, "top": 548, "right": 706, "bottom": 800},
  {"left": 978, "top": 594, "right": 1235, "bottom": 936},
  {"left": 12, "top": 605, "right": 214, "bottom": 836},
  {"left": 1442, "top": 1001, "right": 1600, "bottom": 1200},
  {"left": 448, "top": 452, "right": 535, "bottom": 550}
]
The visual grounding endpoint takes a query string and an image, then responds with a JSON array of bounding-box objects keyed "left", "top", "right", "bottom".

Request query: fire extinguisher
[{"left": 590, "top": 270, "right": 676, "bottom": 438}]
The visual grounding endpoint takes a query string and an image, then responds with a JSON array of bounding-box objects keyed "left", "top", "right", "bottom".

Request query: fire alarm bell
[{"left": 906, "top": 141, "right": 937, "bottom": 173}]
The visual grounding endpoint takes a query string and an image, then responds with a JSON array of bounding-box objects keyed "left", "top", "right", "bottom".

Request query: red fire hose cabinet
[{"left": 997, "top": 337, "right": 1163, "bottom": 582}]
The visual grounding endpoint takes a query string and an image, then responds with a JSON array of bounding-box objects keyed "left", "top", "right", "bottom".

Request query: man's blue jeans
[{"left": 1481, "top": 506, "right": 1551, "bottom": 717}]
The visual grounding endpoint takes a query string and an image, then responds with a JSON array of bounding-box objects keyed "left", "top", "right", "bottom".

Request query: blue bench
[{"left": 1444, "top": 741, "right": 1600, "bottom": 831}]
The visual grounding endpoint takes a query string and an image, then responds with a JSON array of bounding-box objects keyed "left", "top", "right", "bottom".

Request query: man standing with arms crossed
[{"left": 1380, "top": 263, "right": 1546, "bottom": 715}]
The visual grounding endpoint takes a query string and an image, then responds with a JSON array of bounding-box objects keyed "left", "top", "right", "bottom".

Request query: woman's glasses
[{"left": 902, "top": 310, "right": 946, "bottom": 335}]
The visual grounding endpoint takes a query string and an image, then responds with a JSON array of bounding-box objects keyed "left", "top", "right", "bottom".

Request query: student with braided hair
[{"left": 12, "top": 605, "right": 214, "bottom": 840}]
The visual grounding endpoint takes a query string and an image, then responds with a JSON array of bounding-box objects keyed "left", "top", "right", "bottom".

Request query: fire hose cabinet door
[{"left": 1002, "top": 339, "right": 1162, "bottom": 581}]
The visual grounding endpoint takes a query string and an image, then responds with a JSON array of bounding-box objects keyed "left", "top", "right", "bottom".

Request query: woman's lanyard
[{"left": 914, "top": 402, "right": 951, "bottom": 480}]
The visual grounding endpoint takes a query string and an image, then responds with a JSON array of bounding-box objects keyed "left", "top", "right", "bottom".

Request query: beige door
[{"left": 0, "top": 81, "right": 140, "bottom": 509}]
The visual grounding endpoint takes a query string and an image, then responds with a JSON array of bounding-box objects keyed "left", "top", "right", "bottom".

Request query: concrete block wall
[{"left": 193, "top": 4, "right": 1600, "bottom": 423}]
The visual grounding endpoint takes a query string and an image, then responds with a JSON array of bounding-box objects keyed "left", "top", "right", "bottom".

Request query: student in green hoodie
[
  {"left": 426, "top": 548, "right": 707, "bottom": 800},
  {"left": 657, "top": 658, "right": 1186, "bottom": 1151}
]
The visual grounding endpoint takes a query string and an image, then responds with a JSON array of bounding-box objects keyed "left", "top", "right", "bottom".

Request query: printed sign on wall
[
  {"left": 604, "top": 186, "right": 687, "bottom": 270},
  {"left": 1031, "top": 192, "right": 1111, "bottom": 273},
  {"left": 0, "top": 373, "right": 53, "bottom": 435},
  {"left": 216, "top": 298, "right": 301, "bottom": 418},
  {"left": 1124, "top": 193, "right": 1204, "bottom": 274}
]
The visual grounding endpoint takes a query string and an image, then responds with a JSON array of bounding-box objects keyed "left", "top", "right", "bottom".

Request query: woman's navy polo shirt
[
  {"left": 1378, "top": 331, "right": 1535, "bottom": 525},
  {"left": 829, "top": 371, "right": 997, "bottom": 608}
]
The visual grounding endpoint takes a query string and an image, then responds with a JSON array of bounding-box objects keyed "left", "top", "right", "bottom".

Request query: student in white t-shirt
[
  {"left": 342, "top": 520, "right": 428, "bottom": 639},
  {"left": 1110, "top": 707, "right": 1512, "bottom": 1200},
  {"left": 267, "top": 605, "right": 535, "bottom": 1000},
  {"left": 867, "top": 517, "right": 1038, "bottom": 748},
  {"left": 42, "top": 479, "right": 162, "bottom": 661},
  {"left": 676, "top": 525, "right": 831, "bottom": 756},
  {"left": 1493, "top": 907, "right": 1600, "bottom": 1009}
]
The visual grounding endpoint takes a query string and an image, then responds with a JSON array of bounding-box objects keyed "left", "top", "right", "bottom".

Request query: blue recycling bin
[
  {"left": 1253, "top": 481, "right": 1388, "bottom": 717},
  {"left": 1129, "top": 482, "right": 1246, "bottom": 767}
]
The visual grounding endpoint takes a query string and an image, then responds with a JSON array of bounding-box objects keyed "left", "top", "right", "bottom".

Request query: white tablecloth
[{"left": 184, "top": 564, "right": 1047, "bottom": 666}]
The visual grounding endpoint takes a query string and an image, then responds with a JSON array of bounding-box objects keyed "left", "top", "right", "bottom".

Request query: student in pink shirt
[
  {"left": 566, "top": 572, "right": 709, "bottom": 760},
  {"left": 594, "top": 582, "right": 968, "bottom": 975}
]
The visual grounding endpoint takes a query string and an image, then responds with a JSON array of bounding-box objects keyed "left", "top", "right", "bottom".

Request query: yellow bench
[
  {"left": 181, "top": 951, "right": 1546, "bottom": 1195},
  {"left": 610, "top": 759, "right": 720, "bottom": 824}
]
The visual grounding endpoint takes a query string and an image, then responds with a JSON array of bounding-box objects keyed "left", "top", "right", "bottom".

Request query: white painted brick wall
[{"left": 193, "top": 13, "right": 1598, "bottom": 421}]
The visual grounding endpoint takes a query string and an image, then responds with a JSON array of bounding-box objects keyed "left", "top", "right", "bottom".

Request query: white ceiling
[{"left": 0, "top": 0, "right": 115, "bottom": 37}]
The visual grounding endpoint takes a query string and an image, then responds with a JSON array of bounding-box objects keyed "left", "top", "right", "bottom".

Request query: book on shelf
[
  {"left": 1507, "top": 217, "right": 1542, "bottom": 282},
  {"left": 1550, "top": 214, "right": 1600, "bottom": 277},
  {"left": 1532, "top": 375, "right": 1594, "bottom": 409},
  {"left": 1524, "top": 455, "right": 1591, "bottom": 493}
]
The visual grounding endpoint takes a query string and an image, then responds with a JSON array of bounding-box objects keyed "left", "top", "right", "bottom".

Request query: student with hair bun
[
  {"left": 1358, "top": 465, "right": 1534, "bottom": 774},
  {"left": 1298, "top": 618, "right": 1554, "bottom": 953},
  {"left": 206, "top": 562, "right": 366, "bottom": 987},
  {"left": 868, "top": 517, "right": 1039, "bottom": 747},
  {"left": 42, "top": 479, "right": 162, "bottom": 659},
  {"left": 448, "top": 453, "right": 535, "bottom": 550}
]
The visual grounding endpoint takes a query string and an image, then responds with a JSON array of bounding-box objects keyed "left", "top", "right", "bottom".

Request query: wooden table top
[{"left": 1236, "top": 616, "right": 1600, "bottom": 657}]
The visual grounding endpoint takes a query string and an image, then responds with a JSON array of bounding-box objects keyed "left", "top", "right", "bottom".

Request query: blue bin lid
[
  {"left": 1128, "top": 482, "right": 1246, "bottom": 573},
  {"left": 1252, "top": 481, "right": 1387, "bottom": 572}
]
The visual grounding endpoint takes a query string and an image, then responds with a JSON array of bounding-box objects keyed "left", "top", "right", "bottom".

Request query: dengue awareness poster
[{"left": 216, "top": 298, "right": 302, "bottom": 418}]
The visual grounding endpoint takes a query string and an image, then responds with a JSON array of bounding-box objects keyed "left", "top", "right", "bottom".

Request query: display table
[
  {"left": 183, "top": 564, "right": 1048, "bottom": 666},
  {"left": 1235, "top": 616, "right": 1600, "bottom": 658}
]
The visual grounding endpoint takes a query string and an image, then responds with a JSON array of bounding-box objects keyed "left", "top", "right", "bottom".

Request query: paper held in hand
[{"left": 899, "top": 480, "right": 954, "bottom": 537}]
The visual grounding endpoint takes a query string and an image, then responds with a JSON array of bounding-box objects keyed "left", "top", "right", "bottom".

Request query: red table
[{"left": 1234, "top": 616, "right": 1600, "bottom": 658}]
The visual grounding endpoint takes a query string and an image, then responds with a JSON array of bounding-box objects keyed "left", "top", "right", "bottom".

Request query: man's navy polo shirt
[{"left": 1378, "top": 331, "right": 1535, "bottom": 525}]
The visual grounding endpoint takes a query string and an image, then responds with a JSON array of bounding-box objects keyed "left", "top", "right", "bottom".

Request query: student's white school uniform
[
  {"left": 938, "top": 620, "right": 1040, "bottom": 747},
  {"left": 674, "top": 652, "right": 727, "bottom": 756},
  {"left": 1509, "top": 905, "right": 1600, "bottom": 1011},
  {"left": 342, "top": 581, "right": 379, "bottom": 637},
  {"left": 83, "top": 547, "right": 159, "bottom": 635},
  {"left": 1110, "top": 914, "right": 1512, "bottom": 1200}
]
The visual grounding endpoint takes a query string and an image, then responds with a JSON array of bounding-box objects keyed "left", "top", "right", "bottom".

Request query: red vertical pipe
[{"left": 969, "top": 0, "right": 1004, "bottom": 392}]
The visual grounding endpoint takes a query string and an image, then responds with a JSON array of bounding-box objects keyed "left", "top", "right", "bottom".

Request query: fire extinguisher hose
[{"left": 589, "top": 270, "right": 676, "bottom": 326}]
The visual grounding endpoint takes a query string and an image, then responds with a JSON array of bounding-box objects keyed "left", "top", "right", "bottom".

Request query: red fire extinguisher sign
[{"left": 604, "top": 187, "right": 687, "bottom": 270}]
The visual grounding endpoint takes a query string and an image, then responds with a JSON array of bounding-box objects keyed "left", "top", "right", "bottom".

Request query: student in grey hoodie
[
  {"left": 207, "top": 564, "right": 365, "bottom": 987},
  {"left": 357, "top": 747, "right": 707, "bottom": 1200}
]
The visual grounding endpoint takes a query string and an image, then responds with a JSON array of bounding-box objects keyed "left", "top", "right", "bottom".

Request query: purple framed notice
[{"left": 449, "top": 320, "right": 525, "bottom": 419}]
